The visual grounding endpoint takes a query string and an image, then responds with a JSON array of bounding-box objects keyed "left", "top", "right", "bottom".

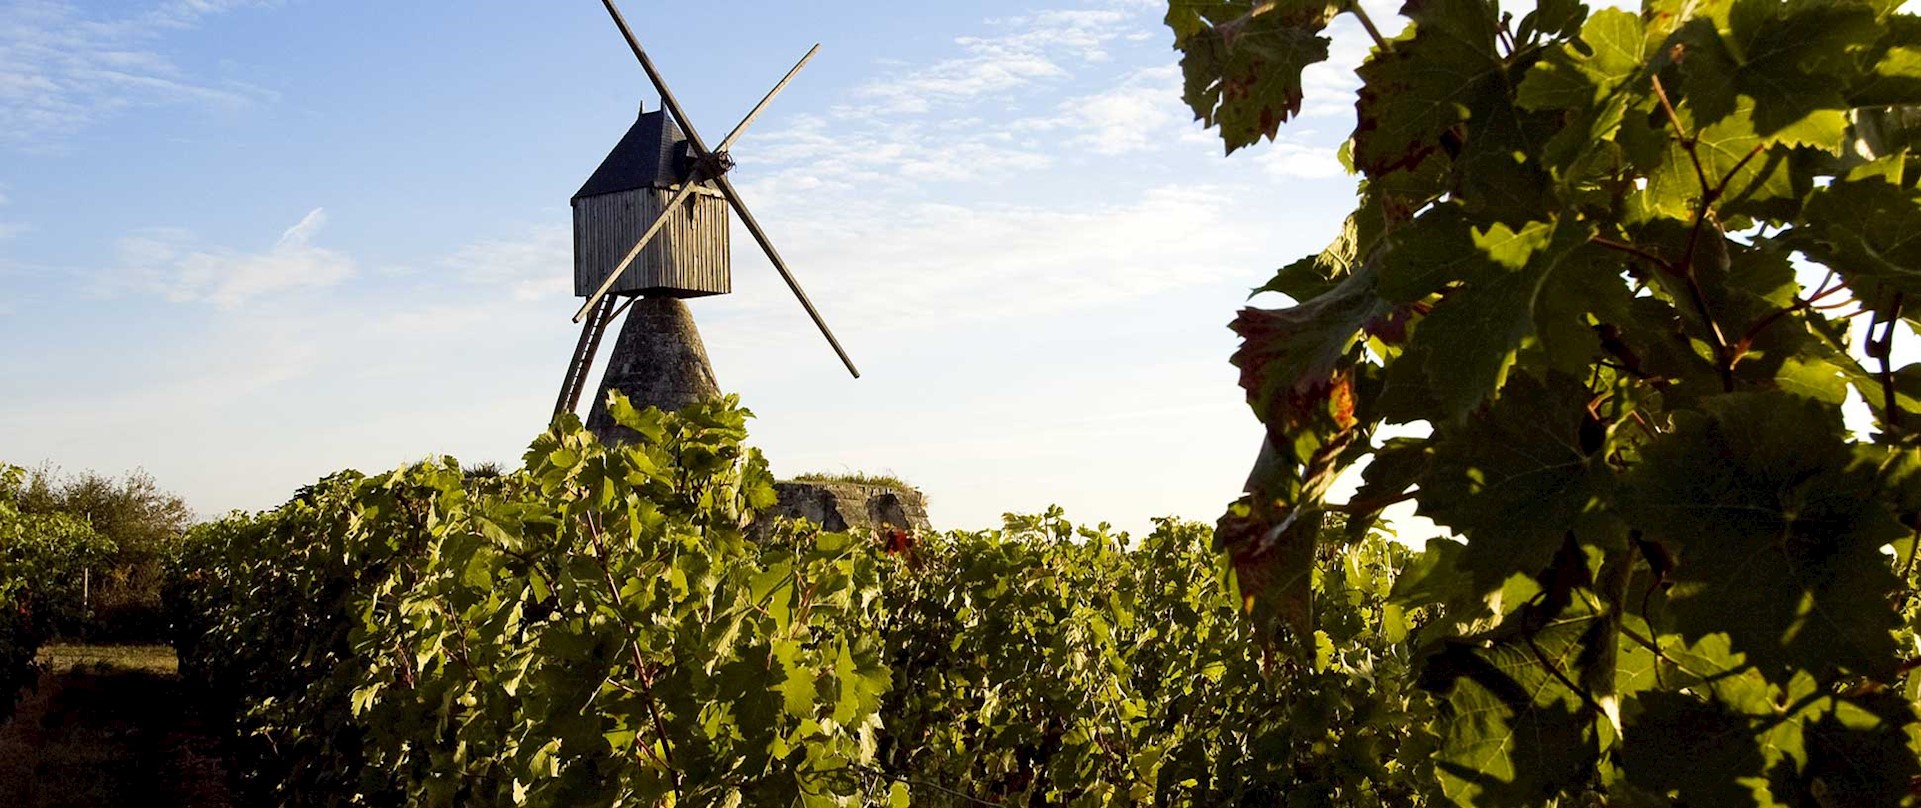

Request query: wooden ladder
[{"left": 554, "top": 294, "right": 626, "bottom": 417}]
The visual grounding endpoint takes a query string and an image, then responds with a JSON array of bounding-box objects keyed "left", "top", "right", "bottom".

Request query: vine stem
[
  {"left": 1347, "top": 0, "right": 1392, "bottom": 52},
  {"left": 1896, "top": 526, "right": 1920, "bottom": 612},
  {"left": 1591, "top": 237, "right": 1676, "bottom": 272},
  {"left": 583, "top": 511, "right": 682, "bottom": 795},
  {"left": 1733, "top": 277, "right": 1851, "bottom": 365},
  {"left": 1870, "top": 294, "right": 1906, "bottom": 432},
  {"left": 1326, "top": 488, "right": 1418, "bottom": 514}
]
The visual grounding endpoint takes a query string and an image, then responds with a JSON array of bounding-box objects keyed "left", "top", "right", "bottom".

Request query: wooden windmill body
[
  {"left": 571, "top": 110, "right": 729, "bottom": 299},
  {"left": 555, "top": 0, "right": 858, "bottom": 442}
]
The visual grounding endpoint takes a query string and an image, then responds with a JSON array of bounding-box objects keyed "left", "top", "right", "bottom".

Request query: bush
[
  {"left": 13, "top": 466, "right": 190, "bottom": 642},
  {"left": 0, "top": 465, "right": 114, "bottom": 721},
  {"left": 167, "top": 395, "right": 1442, "bottom": 806},
  {"left": 168, "top": 395, "right": 891, "bottom": 806}
]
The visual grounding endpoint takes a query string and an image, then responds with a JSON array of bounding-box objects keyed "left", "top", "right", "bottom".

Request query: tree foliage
[
  {"left": 1171, "top": 0, "right": 1921, "bottom": 802},
  {"left": 14, "top": 465, "right": 192, "bottom": 640},
  {"left": 0, "top": 464, "right": 114, "bottom": 721}
]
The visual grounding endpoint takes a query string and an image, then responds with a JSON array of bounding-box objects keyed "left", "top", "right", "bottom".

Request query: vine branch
[{"left": 583, "top": 511, "right": 682, "bottom": 793}]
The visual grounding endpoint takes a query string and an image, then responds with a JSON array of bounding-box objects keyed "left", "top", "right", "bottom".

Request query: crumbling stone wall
[{"left": 764, "top": 481, "right": 931, "bottom": 533}]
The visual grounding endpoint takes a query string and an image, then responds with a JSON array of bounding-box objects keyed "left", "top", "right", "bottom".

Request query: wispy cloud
[
  {"left": 1260, "top": 137, "right": 1346, "bottom": 179},
  {"left": 0, "top": 0, "right": 276, "bottom": 150},
  {"left": 853, "top": 8, "right": 1141, "bottom": 113},
  {"left": 442, "top": 223, "right": 573, "bottom": 302},
  {"left": 720, "top": 185, "right": 1277, "bottom": 337},
  {"left": 117, "top": 207, "right": 355, "bottom": 308}
]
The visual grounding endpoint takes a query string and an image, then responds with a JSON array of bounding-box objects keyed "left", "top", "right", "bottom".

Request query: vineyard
[
  {"left": 4, "top": 0, "right": 1921, "bottom": 803},
  {"left": 158, "top": 396, "right": 1428, "bottom": 805}
]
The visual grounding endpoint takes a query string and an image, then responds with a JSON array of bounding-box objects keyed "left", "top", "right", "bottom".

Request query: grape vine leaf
[
  {"left": 1167, "top": 0, "right": 1341, "bottom": 154},
  {"left": 1621, "top": 393, "right": 1907, "bottom": 684},
  {"left": 1621, "top": 691, "right": 1770, "bottom": 806},
  {"left": 1397, "top": 219, "right": 1596, "bottom": 419},
  {"left": 1796, "top": 175, "right": 1921, "bottom": 307},
  {"left": 1233, "top": 260, "right": 1391, "bottom": 429},
  {"left": 1670, "top": 0, "right": 1879, "bottom": 147},
  {"left": 1783, "top": 692, "right": 1921, "bottom": 804},
  {"left": 1417, "top": 372, "right": 1618, "bottom": 592},
  {"left": 1352, "top": 0, "right": 1504, "bottom": 176},
  {"left": 1419, "top": 617, "right": 1603, "bottom": 806}
]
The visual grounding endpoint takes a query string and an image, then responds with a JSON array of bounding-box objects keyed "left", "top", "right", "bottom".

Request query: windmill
[{"left": 555, "top": 0, "right": 858, "bottom": 441}]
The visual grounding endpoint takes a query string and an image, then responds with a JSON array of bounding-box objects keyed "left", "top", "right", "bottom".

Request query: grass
[
  {"left": 0, "top": 644, "right": 231, "bottom": 807},
  {"left": 788, "top": 471, "right": 918, "bottom": 492}
]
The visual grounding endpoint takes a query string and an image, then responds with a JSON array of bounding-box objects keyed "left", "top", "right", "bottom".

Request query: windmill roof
[{"left": 573, "top": 109, "right": 693, "bottom": 200}]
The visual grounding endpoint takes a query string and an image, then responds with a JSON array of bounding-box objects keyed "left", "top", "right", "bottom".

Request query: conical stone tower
[{"left": 585, "top": 297, "right": 720, "bottom": 443}]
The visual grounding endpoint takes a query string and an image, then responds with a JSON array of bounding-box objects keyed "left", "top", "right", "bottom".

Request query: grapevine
[{"left": 1170, "top": 0, "right": 1921, "bottom": 801}]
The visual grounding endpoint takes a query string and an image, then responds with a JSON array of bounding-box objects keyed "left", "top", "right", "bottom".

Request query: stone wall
[{"left": 762, "top": 481, "right": 931, "bottom": 533}]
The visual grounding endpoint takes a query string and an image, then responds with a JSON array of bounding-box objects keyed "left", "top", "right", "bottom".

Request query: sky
[
  {"left": 0, "top": 0, "right": 1389, "bottom": 535},
  {"left": 5, "top": 0, "right": 1902, "bottom": 539}
]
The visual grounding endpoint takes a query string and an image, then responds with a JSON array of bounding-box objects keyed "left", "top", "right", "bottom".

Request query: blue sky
[
  {"left": 0, "top": 0, "right": 1449, "bottom": 536},
  {"left": 5, "top": 0, "right": 1909, "bottom": 540}
]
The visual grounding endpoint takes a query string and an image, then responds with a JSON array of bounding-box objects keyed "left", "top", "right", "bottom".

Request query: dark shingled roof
[{"left": 573, "top": 109, "right": 694, "bottom": 200}]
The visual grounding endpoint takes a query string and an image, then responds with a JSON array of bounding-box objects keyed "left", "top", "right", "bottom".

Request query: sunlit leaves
[
  {"left": 0, "top": 468, "right": 115, "bottom": 720},
  {"left": 167, "top": 395, "right": 891, "bottom": 807},
  {"left": 1167, "top": 0, "right": 1343, "bottom": 153},
  {"left": 1353, "top": 0, "right": 1504, "bottom": 176},
  {"left": 1171, "top": 0, "right": 1921, "bottom": 800}
]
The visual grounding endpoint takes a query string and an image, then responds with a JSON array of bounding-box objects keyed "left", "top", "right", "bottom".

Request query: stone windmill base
[{"left": 586, "top": 297, "right": 721, "bottom": 444}]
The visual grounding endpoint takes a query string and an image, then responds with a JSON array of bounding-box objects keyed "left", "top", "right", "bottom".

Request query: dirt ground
[{"left": 0, "top": 645, "right": 234, "bottom": 808}]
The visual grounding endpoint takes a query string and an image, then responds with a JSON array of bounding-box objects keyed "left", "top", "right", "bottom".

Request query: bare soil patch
[{"left": 0, "top": 645, "right": 233, "bottom": 808}]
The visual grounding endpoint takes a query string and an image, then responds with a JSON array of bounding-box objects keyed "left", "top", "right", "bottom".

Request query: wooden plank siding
[{"left": 572, "top": 187, "right": 731, "bottom": 298}]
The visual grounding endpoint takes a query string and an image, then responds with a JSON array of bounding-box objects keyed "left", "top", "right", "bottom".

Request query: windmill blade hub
[{"left": 692, "top": 149, "right": 735, "bottom": 181}]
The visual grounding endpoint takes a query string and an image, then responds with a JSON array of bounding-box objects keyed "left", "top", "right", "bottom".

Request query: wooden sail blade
[
  {"left": 709, "top": 173, "right": 860, "bottom": 378},
  {"left": 573, "top": 45, "right": 816, "bottom": 323},
  {"left": 714, "top": 44, "right": 818, "bottom": 155},
  {"left": 596, "top": 0, "right": 856, "bottom": 377},
  {"left": 599, "top": 0, "right": 715, "bottom": 157}
]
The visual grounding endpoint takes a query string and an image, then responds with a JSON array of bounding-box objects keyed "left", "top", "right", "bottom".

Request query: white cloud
[
  {"left": 1048, "top": 64, "right": 1187, "bottom": 155},
  {"left": 1259, "top": 138, "right": 1346, "bottom": 179},
  {"left": 1298, "top": 16, "right": 1375, "bottom": 120},
  {"left": 747, "top": 115, "right": 1053, "bottom": 193},
  {"left": 442, "top": 223, "right": 572, "bottom": 301},
  {"left": 853, "top": 7, "right": 1141, "bottom": 113},
  {"left": 118, "top": 207, "right": 355, "bottom": 308},
  {"left": 0, "top": 0, "right": 276, "bottom": 149},
  {"left": 720, "top": 185, "right": 1277, "bottom": 336}
]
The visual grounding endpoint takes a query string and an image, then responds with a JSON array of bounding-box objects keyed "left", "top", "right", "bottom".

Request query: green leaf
[
  {"left": 1417, "top": 372, "right": 1618, "bottom": 592},
  {"left": 1621, "top": 393, "right": 1908, "bottom": 683},
  {"left": 1783, "top": 692, "right": 1921, "bottom": 805},
  {"left": 1796, "top": 175, "right": 1921, "bottom": 306},
  {"left": 1352, "top": 0, "right": 1504, "bottom": 176},
  {"left": 1517, "top": 10, "right": 1649, "bottom": 112},
  {"left": 1421, "top": 622, "right": 1603, "bottom": 805},
  {"left": 1631, "top": 97, "right": 1804, "bottom": 224},
  {"left": 1621, "top": 691, "right": 1771, "bottom": 806},
  {"left": 1402, "top": 219, "right": 1596, "bottom": 419},
  {"left": 1673, "top": 0, "right": 1878, "bottom": 147},
  {"left": 1167, "top": 0, "right": 1341, "bottom": 153}
]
